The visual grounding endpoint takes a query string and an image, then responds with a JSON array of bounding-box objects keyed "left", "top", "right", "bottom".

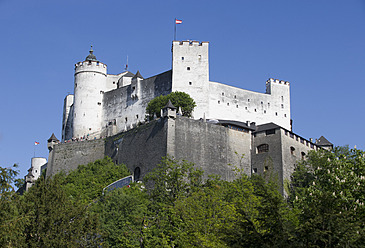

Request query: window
[
  {"left": 257, "top": 144, "right": 269, "bottom": 153},
  {"left": 253, "top": 168, "right": 258, "bottom": 173},
  {"left": 261, "top": 101, "right": 263, "bottom": 104},
  {"left": 198, "top": 55, "right": 201, "bottom": 60},
  {"left": 89, "top": 128, "right": 92, "bottom": 131},
  {"left": 248, "top": 99, "right": 250, "bottom": 102},
  {"left": 222, "top": 92, "right": 224, "bottom": 96},
  {"left": 182, "top": 57, "right": 184, "bottom": 60},
  {"left": 245, "top": 107, "right": 248, "bottom": 110},
  {"left": 290, "top": 133, "right": 294, "bottom": 138},
  {"left": 97, "top": 62, "right": 99, "bottom": 66},
  {"left": 97, "top": 102, "right": 101, "bottom": 105},
  {"left": 189, "top": 82, "right": 192, "bottom": 85},
  {"left": 187, "top": 67, "right": 190, "bottom": 70},
  {"left": 264, "top": 166, "right": 269, "bottom": 172},
  {"left": 301, "top": 152, "right": 306, "bottom": 160},
  {"left": 227, "top": 103, "right": 229, "bottom": 106},
  {"left": 125, "top": 117, "right": 128, "bottom": 122},
  {"left": 113, "top": 81, "right": 115, "bottom": 84},
  {"left": 281, "top": 104, "right": 284, "bottom": 108},
  {"left": 275, "top": 112, "right": 278, "bottom": 116},
  {"left": 136, "top": 114, "right": 139, "bottom": 119},
  {"left": 234, "top": 95, "right": 237, "bottom": 98},
  {"left": 236, "top": 105, "right": 239, "bottom": 108},
  {"left": 264, "top": 110, "right": 266, "bottom": 113},
  {"left": 254, "top": 109, "right": 257, "bottom": 112},
  {"left": 285, "top": 130, "right": 288, "bottom": 135},
  {"left": 265, "top": 129, "right": 275, "bottom": 135},
  {"left": 132, "top": 86, "right": 135, "bottom": 91},
  {"left": 290, "top": 146, "right": 296, "bottom": 155},
  {"left": 284, "top": 114, "right": 287, "bottom": 117},
  {"left": 218, "top": 100, "right": 220, "bottom": 104},
  {"left": 281, "top": 96, "right": 284, "bottom": 102}
]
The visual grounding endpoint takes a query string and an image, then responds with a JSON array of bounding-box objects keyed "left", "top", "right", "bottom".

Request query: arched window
[
  {"left": 301, "top": 152, "right": 306, "bottom": 160},
  {"left": 290, "top": 146, "right": 296, "bottom": 155},
  {"left": 134, "top": 167, "right": 141, "bottom": 182},
  {"left": 257, "top": 144, "right": 269, "bottom": 154}
]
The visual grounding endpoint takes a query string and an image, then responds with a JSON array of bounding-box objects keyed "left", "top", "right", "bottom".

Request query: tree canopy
[
  {"left": 1, "top": 147, "right": 365, "bottom": 247},
  {"left": 146, "top": 91, "right": 196, "bottom": 120}
]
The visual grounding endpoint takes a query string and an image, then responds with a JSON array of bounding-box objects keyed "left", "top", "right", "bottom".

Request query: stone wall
[
  {"left": 46, "top": 139, "right": 105, "bottom": 177},
  {"left": 172, "top": 117, "right": 251, "bottom": 181},
  {"left": 104, "top": 119, "right": 168, "bottom": 181}
]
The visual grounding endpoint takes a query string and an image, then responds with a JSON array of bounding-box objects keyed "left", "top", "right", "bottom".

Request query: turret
[{"left": 73, "top": 46, "right": 107, "bottom": 139}]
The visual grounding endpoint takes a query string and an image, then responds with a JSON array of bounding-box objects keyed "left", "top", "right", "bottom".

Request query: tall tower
[
  {"left": 171, "top": 41, "right": 210, "bottom": 119},
  {"left": 73, "top": 47, "right": 107, "bottom": 139}
]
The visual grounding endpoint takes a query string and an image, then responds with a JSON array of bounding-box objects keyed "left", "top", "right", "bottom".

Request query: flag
[
  {"left": 175, "top": 19, "right": 182, "bottom": 24},
  {"left": 35, "top": 141, "right": 40, "bottom": 145}
]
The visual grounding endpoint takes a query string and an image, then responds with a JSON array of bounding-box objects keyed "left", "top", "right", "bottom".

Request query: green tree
[
  {"left": 0, "top": 164, "right": 27, "bottom": 247},
  {"left": 21, "top": 173, "right": 101, "bottom": 247},
  {"left": 290, "top": 147, "right": 365, "bottom": 247},
  {"left": 63, "top": 157, "right": 130, "bottom": 204},
  {"left": 146, "top": 91, "right": 196, "bottom": 120},
  {"left": 92, "top": 184, "right": 149, "bottom": 248}
]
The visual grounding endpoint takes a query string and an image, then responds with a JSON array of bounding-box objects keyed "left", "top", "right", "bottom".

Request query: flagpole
[{"left": 174, "top": 18, "right": 176, "bottom": 41}]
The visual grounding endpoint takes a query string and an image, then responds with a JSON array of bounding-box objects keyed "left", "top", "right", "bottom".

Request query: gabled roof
[
  {"left": 132, "top": 70, "right": 143, "bottom": 80},
  {"left": 122, "top": 71, "right": 135, "bottom": 78},
  {"left": 316, "top": 136, "right": 333, "bottom": 146},
  {"left": 47, "top": 133, "right": 59, "bottom": 142},
  {"left": 254, "top": 122, "right": 281, "bottom": 133}
]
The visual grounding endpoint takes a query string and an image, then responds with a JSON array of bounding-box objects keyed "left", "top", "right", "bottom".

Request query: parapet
[
  {"left": 74, "top": 60, "right": 107, "bottom": 75},
  {"left": 266, "top": 78, "right": 290, "bottom": 86},
  {"left": 173, "top": 40, "right": 209, "bottom": 47}
]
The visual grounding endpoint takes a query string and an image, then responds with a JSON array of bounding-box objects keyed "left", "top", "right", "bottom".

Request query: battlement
[
  {"left": 74, "top": 60, "right": 107, "bottom": 75},
  {"left": 266, "top": 78, "right": 290, "bottom": 86},
  {"left": 173, "top": 40, "right": 209, "bottom": 47}
]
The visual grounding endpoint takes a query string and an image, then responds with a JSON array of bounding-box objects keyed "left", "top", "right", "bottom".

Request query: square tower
[{"left": 171, "top": 41, "right": 210, "bottom": 119}]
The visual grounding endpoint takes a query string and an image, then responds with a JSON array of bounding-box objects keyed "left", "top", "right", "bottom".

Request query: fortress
[{"left": 22, "top": 40, "right": 332, "bottom": 195}]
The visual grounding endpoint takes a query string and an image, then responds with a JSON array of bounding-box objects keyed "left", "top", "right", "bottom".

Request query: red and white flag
[
  {"left": 175, "top": 19, "right": 182, "bottom": 24},
  {"left": 35, "top": 141, "right": 40, "bottom": 145}
]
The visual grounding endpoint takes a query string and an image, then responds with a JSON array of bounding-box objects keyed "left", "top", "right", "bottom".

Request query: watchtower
[
  {"left": 171, "top": 41, "right": 210, "bottom": 119},
  {"left": 73, "top": 47, "right": 107, "bottom": 139}
]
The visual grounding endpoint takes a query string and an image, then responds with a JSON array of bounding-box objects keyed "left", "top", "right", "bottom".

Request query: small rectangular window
[
  {"left": 182, "top": 57, "right": 184, "bottom": 60},
  {"left": 187, "top": 67, "right": 190, "bottom": 70}
]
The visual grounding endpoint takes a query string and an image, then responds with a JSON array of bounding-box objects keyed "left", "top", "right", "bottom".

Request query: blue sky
[{"left": 1, "top": 0, "right": 364, "bottom": 179}]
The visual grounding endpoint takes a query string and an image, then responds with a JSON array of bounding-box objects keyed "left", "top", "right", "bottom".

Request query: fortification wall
[
  {"left": 104, "top": 119, "right": 168, "bottom": 181},
  {"left": 208, "top": 79, "right": 291, "bottom": 130},
  {"left": 280, "top": 129, "right": 319, "bottom": 191},
  {"left": 171, "top": 117, "right": 252, "bottom": 181},
  {"left": 102, "top": 70, "right": 172, "bottom": 136},
  {"left": 46, "top": 139, "right": 105, "bottom": 177}
]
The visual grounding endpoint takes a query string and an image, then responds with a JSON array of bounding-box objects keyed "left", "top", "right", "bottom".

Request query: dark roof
[
  {"left": 164, "top": 99, "right": 176, "bottom": 110},
  {"left": 316, "top": 136, "right": 333, "bottom": 146},
  {"left": 254, "top": 122, "right": 281, "bottom": 133},
  {"left": 215, "top": 119, "right": 256, "bottom": 131},
  {"left": 47, "top": 133, "right": 59, "bottom": 142},
  {"left": 132, "top": 70, "right": 143, "bottom": 80},
  {"left": 85, "top": 46, "right": 98, "bottom": 62},
  {"left": 122, "top": 71, "right": 135, "bottom": 78}
]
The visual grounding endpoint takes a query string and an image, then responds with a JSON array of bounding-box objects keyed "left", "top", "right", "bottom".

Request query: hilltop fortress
[
  {"left": 25, "top": 40, "right": 332, "bottom": 195},
  {"left": 62, "top": 41, "right": 291, "bottom": 141}
]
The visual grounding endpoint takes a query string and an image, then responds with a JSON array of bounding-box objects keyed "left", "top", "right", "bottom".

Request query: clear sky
[{"left": 1, "top": 0, "right": 364, "bottom": 179}]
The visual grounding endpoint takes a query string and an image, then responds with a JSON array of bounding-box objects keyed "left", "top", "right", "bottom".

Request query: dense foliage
[
  {"left": 145, "top": 91, "right": 196, "bottom": 120},
  {"left": 1, "top": 147, "right": 364, "bottom": 247}
]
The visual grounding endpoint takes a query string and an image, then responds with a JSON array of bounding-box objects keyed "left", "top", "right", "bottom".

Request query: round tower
[{"left": 73, "top": 46, "right": 107, "bottom": 139}]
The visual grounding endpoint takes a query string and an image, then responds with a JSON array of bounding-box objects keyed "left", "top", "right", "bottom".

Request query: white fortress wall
[
  {"left": 171, "top": 41, "right": 210, "bottom": 119},
  {"left": 62, "top": 94, "right": 74, "bottom": 141},
  {"left": 73, "top": 61, "right": 107, "bottom": 138},
  {"left": 208, "top": 79, "right": 291, "bottom": 130},
  {"left": 102, "top": 70, "right": 172, "bottom": 136}
]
